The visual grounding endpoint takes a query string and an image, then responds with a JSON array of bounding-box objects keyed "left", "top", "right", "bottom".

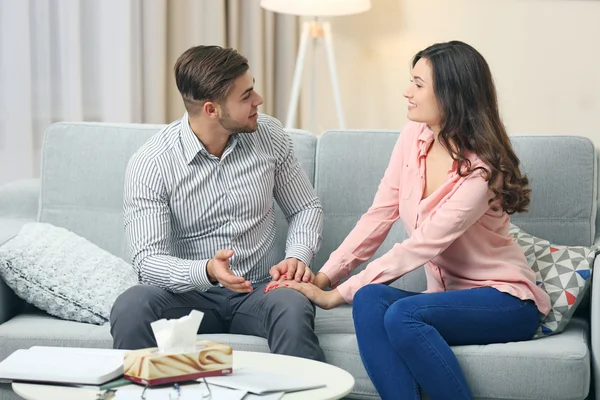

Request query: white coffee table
[{"left": 12, "top": 350, "right": 355, "bottom": 400}]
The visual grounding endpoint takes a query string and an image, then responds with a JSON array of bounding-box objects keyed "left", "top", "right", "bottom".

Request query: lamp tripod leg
[
  {"left": 323, "top": 21, "right": 345, "bottom": 129},
  {"left": 285, "top": 21, "right": 310, "bottom": 130}
]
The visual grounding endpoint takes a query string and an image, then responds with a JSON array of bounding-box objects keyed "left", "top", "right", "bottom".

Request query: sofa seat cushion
[
  {"left": 0, "top": 311, "right": 114, "bottom": 362},
  {"left": 450, "top": 317, "right": 589, "bottom": 400},
  {"left": 315, "top": 304, "right": 356, "bottom": 334}
]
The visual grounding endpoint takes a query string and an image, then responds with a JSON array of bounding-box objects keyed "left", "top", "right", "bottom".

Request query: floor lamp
[{"left": 260, "top": 0, "right": 372, "bottom": 132}]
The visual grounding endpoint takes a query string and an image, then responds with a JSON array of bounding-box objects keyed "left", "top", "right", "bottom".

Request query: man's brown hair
[{"left": 174, "top": 45, "right": 249, "bottom": 115}]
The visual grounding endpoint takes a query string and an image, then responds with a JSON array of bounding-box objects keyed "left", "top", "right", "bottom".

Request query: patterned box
[{"left": 123, "top": 340, "right": 233, "bottom": 386}]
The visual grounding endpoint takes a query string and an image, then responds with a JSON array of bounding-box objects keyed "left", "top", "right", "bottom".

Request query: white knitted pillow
[{"left": 0, "top": 222, "right": 138, "bottom": 325}]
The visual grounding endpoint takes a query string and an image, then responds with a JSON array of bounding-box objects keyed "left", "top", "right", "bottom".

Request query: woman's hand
[{"left": 265, "top": 280, "right": 345, "bottom": 310}]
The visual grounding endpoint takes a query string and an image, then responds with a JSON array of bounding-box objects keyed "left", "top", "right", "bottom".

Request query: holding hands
[{"left": 266, "top": 268, "right": 344, "bottom": 310}]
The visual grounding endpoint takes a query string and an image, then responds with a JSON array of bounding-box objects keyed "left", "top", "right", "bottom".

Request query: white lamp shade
[{"left": 260, "top": 0, "right": 371, "bottom": 17}]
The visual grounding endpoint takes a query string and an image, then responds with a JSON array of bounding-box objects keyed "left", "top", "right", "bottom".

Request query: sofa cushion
[
  {"left": 314, "top": 305, "right": 356, "bottom": 334},
  {"left": 0, "top": 218, "right": 32, "bottom": 325},
  {"left": 510, "top": 224, "right": 596, "bottom": 338},
  {"left": 0, "top": 222, "right": 138, "bottom": 325},
  {"left": 509, "top": 136, "right": 597, "bottom": 247}
]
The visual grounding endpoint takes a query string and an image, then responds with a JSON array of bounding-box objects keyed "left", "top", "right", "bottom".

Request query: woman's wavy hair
[{"left": 413, "top": 41, "right": 530, "bottom": 214}]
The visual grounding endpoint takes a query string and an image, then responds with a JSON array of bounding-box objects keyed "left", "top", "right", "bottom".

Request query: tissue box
[{"left": 123, "top": 340, "right": 233, "bottom": 386}]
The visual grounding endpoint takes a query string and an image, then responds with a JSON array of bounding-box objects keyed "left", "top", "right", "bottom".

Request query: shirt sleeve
[
  {"left": 123, "top": 153, "right": 216, "bottom": 293},
  {"left": 270, "top": 117, "right": 323, "bottom": 266},
  {"left": 336, "top": 170, "right": 494, "bottom": 303}
]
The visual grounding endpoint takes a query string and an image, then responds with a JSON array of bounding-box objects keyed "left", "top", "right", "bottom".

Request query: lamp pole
[{"left": 285, "top": 18, "right": 345, "bottom": 133}]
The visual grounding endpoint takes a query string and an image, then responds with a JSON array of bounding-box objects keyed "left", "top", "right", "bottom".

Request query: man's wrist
[
  {"left": 285, "top": 244, "right": 313, "bottom": 267},
  {"left": 206, "top": 259, "right": 217, "bottom": 284},
  {"left": 189, "top": 260, "right": 217, "bottom": 291}
]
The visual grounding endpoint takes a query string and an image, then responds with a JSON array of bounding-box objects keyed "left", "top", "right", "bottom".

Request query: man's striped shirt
[{"left": 123, "top": 113, "right": 323, "bottom": 293}]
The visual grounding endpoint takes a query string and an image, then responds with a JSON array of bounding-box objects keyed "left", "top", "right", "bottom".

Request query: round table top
[{"left": 12, "top": 350, "right": 355, "bottom": 400}]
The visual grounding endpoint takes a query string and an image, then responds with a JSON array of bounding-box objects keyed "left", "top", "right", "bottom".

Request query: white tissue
[{"left": 150, "top": 310, "right": 204, "bottom": 354}]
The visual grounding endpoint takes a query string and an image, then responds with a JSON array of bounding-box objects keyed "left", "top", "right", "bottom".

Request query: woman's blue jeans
[{"left": 352, "top": 284, "right": 540, "bottom": 400}]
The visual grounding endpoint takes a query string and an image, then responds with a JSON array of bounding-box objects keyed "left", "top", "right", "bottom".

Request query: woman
[{"left": 266, "top": 40, "right": 550, "bottom": 400}]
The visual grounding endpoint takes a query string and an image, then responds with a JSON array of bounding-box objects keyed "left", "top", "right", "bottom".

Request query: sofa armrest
[
  {"left": 591, "top": 248, "right": 600, "bottom": 400},
  {"left": 0, "top": 218, "right": 33, "bottom": 324},
  {"left": 0, "top": 180, "right": 39, "bottom": 324},
  {"left": 0, "top": 279, "right": 23, "bottom": 325},
  {"left": 0, "top": 179, "right": 40, "bottom": 219},
  {"left": 0, "top": 179, "right": 38, "bottom": 324}
]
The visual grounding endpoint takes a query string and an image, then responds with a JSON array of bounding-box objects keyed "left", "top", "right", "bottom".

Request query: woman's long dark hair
[{"left": 413, "top": 41, "right": 530, "bottom": 214}]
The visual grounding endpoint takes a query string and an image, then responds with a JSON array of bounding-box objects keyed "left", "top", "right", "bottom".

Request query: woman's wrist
[
  {"left": 325, "top": 288, "right": 346, "bottom": 309},
  {"left": 314, "top": 272, "right": 331, "bottom": 290}
]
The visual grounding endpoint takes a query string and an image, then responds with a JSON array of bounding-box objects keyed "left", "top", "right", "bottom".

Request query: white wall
[{"left": 299, "top": 0, "right": 600, "bottom": 142}]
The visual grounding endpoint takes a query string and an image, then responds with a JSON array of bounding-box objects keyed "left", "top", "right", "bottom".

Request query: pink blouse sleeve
[{"left": 336, "top": 170, "right": 494, "bottom": 303}]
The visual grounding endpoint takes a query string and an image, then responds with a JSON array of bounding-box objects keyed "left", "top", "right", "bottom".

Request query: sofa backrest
[
  {"left": 38, "top": 122, "right": 317, "bottom": 262},
  {"left": 314, "top": 130, "right": 598, "bottom": 293},
  {"left": 38, "top": 123, "right": 162, "bottom": 260},
  {"left": 509, "top": 136, "right": 597, "bottom": 246}
]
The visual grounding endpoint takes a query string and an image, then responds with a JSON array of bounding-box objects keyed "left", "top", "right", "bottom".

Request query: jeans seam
[
  {"left": 412, "top": 378, "right": 420, "bottom": 399},
  {"left": 408, "top": 301, "right": 530, "bottom": 313}
]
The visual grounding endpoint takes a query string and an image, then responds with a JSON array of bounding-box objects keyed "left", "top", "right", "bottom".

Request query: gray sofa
[{"left": 0, "top": 122, "right": 598, "bottom": 400}]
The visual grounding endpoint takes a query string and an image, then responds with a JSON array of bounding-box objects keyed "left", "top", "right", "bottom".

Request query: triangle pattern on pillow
[{"left": 508, "top": 224, "right": 597, "bottom": 339}]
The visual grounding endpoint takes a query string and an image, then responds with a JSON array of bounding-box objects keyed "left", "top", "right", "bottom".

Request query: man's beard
[{"left": 218, "top": 106, "right": 257, "bottom": 134}]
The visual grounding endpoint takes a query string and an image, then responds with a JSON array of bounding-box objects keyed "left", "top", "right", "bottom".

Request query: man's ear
[{"left": 203, "top": 101, "right": 219, "bottom": 118}]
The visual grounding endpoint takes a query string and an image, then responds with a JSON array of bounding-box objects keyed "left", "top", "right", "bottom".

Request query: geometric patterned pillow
[{"left": 509, "top": 224, "right": 597, "bottom": 338}]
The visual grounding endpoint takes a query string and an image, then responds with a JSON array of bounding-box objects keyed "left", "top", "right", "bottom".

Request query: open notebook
[{"left": 0, "top": 346, "right": 126, "bottom": 385}]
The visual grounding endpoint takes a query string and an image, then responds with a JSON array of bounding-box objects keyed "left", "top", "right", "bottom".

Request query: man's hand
[
  {"left": 269, "top": 258, "right": 313, "bottom": 283},
  {"left": 265, "top": 281, "right": 345, "bottom": 310},
  {"left": 206, "top": 249, "right": 252, "bottom": 293},
  {"left": 313, "top": 272, "right": 331, "bottom": 290}
]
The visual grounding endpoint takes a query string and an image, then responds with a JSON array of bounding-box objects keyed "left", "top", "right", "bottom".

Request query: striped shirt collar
[
  {"left": 180, "top": 112, "right": 241, "bottom": 164},
  {"left": 181, "top": 113, "right": 207, "bottom": 164}
]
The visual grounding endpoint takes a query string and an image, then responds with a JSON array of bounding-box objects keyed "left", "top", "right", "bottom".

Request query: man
[{"left": 110, "top": 45, "right": 325, "bottom": 362}]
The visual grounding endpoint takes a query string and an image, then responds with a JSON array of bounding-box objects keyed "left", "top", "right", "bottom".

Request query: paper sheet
[{"left": 204, "top": 367, "right": 325, "bottom": 394}]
